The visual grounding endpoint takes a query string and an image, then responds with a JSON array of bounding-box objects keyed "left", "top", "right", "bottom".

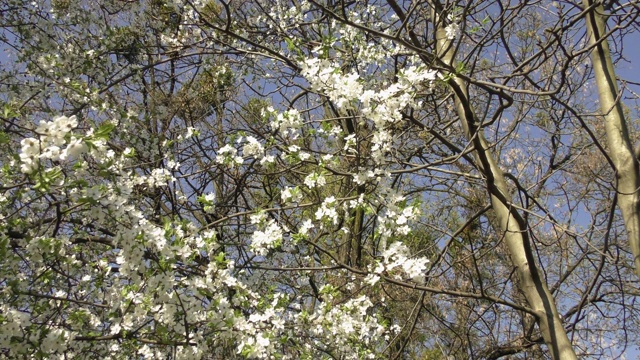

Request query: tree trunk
[
  {"left": 583, "top": 0, "right": 640, "bottom": 279},
  {"left": 433, "top": 8, "right": 578, "bottom": 360}
]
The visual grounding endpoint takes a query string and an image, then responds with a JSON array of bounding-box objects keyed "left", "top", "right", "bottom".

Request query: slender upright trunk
[
  {"left": 432, "top": 9, "right": 578, "bottom": 360},
  {"left": 582, "top": 0, "right": 640, "bottom": 278}
]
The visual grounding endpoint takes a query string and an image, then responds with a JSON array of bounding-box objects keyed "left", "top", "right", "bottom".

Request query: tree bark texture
[
  {"left": 433, "top": 7, "right": 578, "bottom": 360},
  {"left": 583, "top": 0, "right": 640, "bottom": 279}
]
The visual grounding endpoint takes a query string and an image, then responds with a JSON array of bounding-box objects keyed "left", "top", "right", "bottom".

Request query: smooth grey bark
[
  {"left": 432, "top": 9, "right": 578, "bottom": 360},
  {"left": 583, "top": 0, "right": 640, "bottom": 279}
]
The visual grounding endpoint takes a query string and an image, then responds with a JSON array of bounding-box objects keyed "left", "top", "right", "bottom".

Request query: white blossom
[
  {"left": 242, "top": 136, "right": 264, "bottom": 158},
  {"left": 251, "top": 220, "right": 283, "bottom": 256},
  {"left": 315, "top": 196, "right": 339, "bottom": 224},
  {"left": 445, "top": 22, "right": 460, "bottom": 40},
  {"left": 304, "top": 172, "right": 326, "bottom": 188},
  {"left": 281, "top": 186, "right": 302, "bottom": 204}
]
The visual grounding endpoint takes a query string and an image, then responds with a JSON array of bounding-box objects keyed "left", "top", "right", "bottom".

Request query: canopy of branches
[{"left": 1, "top": 0, "right": 639, "bottom": 359}]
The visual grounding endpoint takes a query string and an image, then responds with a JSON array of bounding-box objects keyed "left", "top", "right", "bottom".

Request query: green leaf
[
  {"left": 2, "top": 103, "right": 18, "bottom": 118},
  {"left": 214, "top": 251, "right": 227, "bottom": 266},
  {"left": 77, "top": 197, "right": 99, "bottom": 206},
  {"left": 285, "top": 37, "right": 295, "bottom": 52},
  {"left": 0, "top": 131, "right": 9, "bottom": 145},
  {"left": 94, "top": 122, "right": 116, "bottom": 140}
]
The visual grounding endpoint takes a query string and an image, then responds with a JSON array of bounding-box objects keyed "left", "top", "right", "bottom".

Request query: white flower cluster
[
  {"left": 376, "top": 192, "right": 420, "bottom": 240},
  {"left": 268, "top": 107, "right": 303, "bottom": 139},
  {"left": 41, "top": 328, "right": 69, "bottom": 354},
  {"left": 281, "top": 186, "right": 303, "bottom": 204},
  {"left": 302, "top": 58, "right": 363, "bottom": 110},
  {"left": 286, "top": 145, "right": 310, "bottom": 161},
  {"left": 19, "top": 115, "right": 87, "bottom": 173},
  {"left": 375, "top": 242, "right": 430, "bottom": 284},
  {"left": 202, "top": 192, "right": 216, "bottom": 214},
  {"left": 303, "top": 171, "right": 326, "bottom": 189},
  {"left": 177, "top": 126, "right": 198, "bottom": 141},
  {"left": 240, "top": 136, "right": 276, "bottom": 165},
  {"left": 242, "top": 136, "right": 264, "bottom": 158},
  {"left": 315, "top": 196, "right": 339, "bottom": 225},
  {"left": 0, "top": 308, "right": 31, "bottom": 349},
  {"left": 445, "top": 23, "right": 460, "bottom": 40},
  {"left": 445, "top": 12, "right": 461, "bottom": 40},
  {"left": 235, "top": 293, "right": 289, "bottom": 358},
  {"left": 343, "top": 133, "right": 357, "bottom": 154},
  {"left": 267, "top": 0, "right": 310, "bottom": 30},
  {"left": 216, "top": 144, "right": 243, "bottom": 166},
  {"left": 302, "top": 58, "right": 437, "bottom": 163},
  {"left": 358, "top": 66, "right": 437, "bottom": 127},
  {"left": 306, "top": 293, "right": 386, "bottom": 358},
  {"left": 250, "top": 219, "right": 284, "bottom": 256}
]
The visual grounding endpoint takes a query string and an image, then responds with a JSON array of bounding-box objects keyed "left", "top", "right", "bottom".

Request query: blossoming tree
[{"left": 1, "top": 0, "right": 639, "bottom": 359}]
